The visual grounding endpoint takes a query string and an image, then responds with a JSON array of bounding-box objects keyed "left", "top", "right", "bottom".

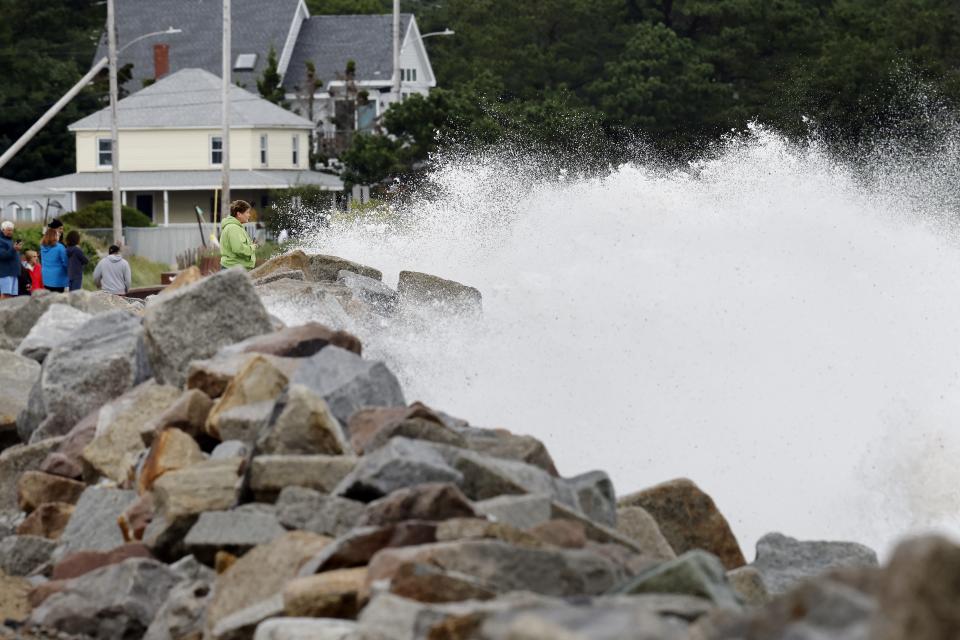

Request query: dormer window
[
  {"left": 97, "top": 138, "right": 112, "bottom": 167},
  {"left": 234, "top": 53, "right": 258, "bottom": 71}
]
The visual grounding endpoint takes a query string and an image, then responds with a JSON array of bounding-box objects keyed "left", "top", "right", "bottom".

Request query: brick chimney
[{"left": 153, "top": 43, "right": 170, "bottom": 79}]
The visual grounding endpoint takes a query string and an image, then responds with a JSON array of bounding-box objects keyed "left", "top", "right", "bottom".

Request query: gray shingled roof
[
  {"left": 95, "top": 0, "right": 302, "bottom": 91},
  {"left": 0, "top": 177, "right": 56, "bottom": 197},
  {"left": 28, "top": 169, "right": 342, "bottom": 191},
  {"left": 70, "top": 68, "right": 314, "bottom": 130},
  {"left": 283, "top": 14, "right": 412, "bottom": 93}
]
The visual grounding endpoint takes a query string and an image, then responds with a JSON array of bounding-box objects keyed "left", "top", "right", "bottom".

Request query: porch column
[
  {"left": 70, "top": 192, "right": 77, "bottom": 212},
  {"left": 121, "top": 191, "right": 127, "bottom": 206},
  {"left": 163, "top": 190, "right": 169, "bottom": 226}
]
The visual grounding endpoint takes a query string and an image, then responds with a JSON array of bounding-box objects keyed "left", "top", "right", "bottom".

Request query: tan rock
[
  {"left": 0, "top": 437, "right": 66, "bottom": 511},
  {"left": 216, "top": 550, "right": 238, "bottom": 574},
  {"left": 186, "top": 352, "right": 300, "bottom": 399},
  {"left": 349, "top": 403, "right": 464, "bottom": 455},
  {"left": 0, "top": 571, "right": 31, "bottom": 622},
  {"left": 530, "top": 519, "right": 587, "bottom": 549},
  {"left": 39, "top": 411, "right": 98, "bottom": 479},
  {"left": 17, "top": 502, "right": 75, "bottom": 540},
  {"left": 152, "top": 457, "right": 243, "bottom": 519},
  {"left": 118, "top": 493, "right": 154, "bottom": 542},
  {"left": 137, "top": 428, "right": 205, "bottom": 494},
  {"left": 232, "top": 321, "right": 362, "bottom": 358},
  {"left": 249, "top": 454, "right": 356, "bottom": 501},
  {"left": 618, "top": 478, "right": 746, "bottom": 569},
  {"left": 51, "top": 543, "right": 152, "bottom": 580},
  {"left": 249, "top": 249, "right": 311, "bottom": 282},
  {"left": 435, "top": 518, "right": 542, "bottom": 548},
  {"left": 161, "top": 266, "right": 202, "bottom": 295},
  {"left": 361, "top": 482, "right": 476, "bottom": 526},
  {"left": 258, "top": 384, "right": 349, "bottom": 455},
  {"left": 17, "top": 471, "right": 86, "bottom": 513},
  {"left": 616, "top": 506, "right": 677, "bottom": 561},
  {"left": 81, "top": 381, "right": 181, "bottom": 484},
  {"left": 144, "top": 388, "right": 213, "bottom": 442},
  {"left": 205, "top": 531, "right": 331, "bottom": 635},
  {"left": 727, "top": 565, "right": 770, "bottom": 607},
  {"left": 205, "top": 355, "right": 290, "bottom": 440},
  {"left": 283, "top": 567, "right": 367, "bottom": 618},
  {"left": 389, "top": 562, "right": 497, "bottom": 604}
]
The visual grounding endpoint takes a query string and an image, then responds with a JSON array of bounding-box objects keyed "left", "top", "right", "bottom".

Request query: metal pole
[
  {"left": 392, "top": 0, "right": 401, "bottom": 104},
  {"left": 221, "top": 0, "right": 231, "bottom": 225},
  {"left": 108, "top": 0, "right": 122, "bottom": 246},
  {"left": 0, "top": 58, "right": 108, "bottom": 172}
]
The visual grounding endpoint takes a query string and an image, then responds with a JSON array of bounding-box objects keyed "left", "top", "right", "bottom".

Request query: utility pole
[
  {"left": 221, "top": 0, "right": 231, "bottom": 224},
  {"left": 107, "top": 0, "right": 122, "bottom": 246},
  {"left": 392, "top": 0, "right": 401, "bottom": 105}
]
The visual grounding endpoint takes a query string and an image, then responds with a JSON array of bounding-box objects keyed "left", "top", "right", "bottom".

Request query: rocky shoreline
[{"left": 0, "top": 251, "right": 953, "bottom": 640}]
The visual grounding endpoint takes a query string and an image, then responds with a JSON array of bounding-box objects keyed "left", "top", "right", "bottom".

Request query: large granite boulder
[
  {"left": 24, "top": 311, "right": 152, "bottom": 442},
  {"left": 183, "top": 509, "right": 286, "bottom": 563},
  {"left": 619, "top": 478, "right": 746, "bottom": 570},
  {"left": 275, "top": 487, "right": 365, "bottom": 538},
  {"left": 0, "top": 291, "right": 61, "bottom": 350},
  {"left": 752, "top": 532, "right": 879, "bottom": 596},
  {"left": 249, "top": 249, "right": 311, "bottom": 281},
  {"left": 257, "top": 279, "right": 355, "bottom": 331},
  {"left": 29, "top": 558, "right": 180, "bottom": 638},
  {"left": 257, "top": 384, "right": 349, "bottom": 456},
  {"left": 0, "top": 350, "right": 40, "bottom": 445},
  {"left": 397, "top": 270, "right": 482, "bottom": 312},
  {"left": 334, "top": 437, "right": 463, "bottom": 502},
  {"left": 616, "top": 550, "right": 741, "bottom": 609},
  {"left": 58, "top": 486, "right": 138, "bottom": 554},
  {"left": 14, "top": 303, "right": 91, "bottom": 363},
  {"left": 337, "top": 270, "right": 398, "bottom": 313},
  {"left": 0, "top": 535, "right": 57, "bottom": 576},
  {"left": 219, "top": 321, "right": 362, "bottom": 358},
  {"left": 143, "top": 267, "right": 273, "bottom": 386},
  {"left": 290, "top": 346, "right": 406, "bottom": 426},
  {"left": 205, "top": 355, "right": 290, "bottom": 442},
  {"left": 308, "top": 254, "right": 382, "bottom": 282}
]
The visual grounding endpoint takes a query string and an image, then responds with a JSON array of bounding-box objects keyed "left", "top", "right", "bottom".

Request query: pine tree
[{"left": 257, "top": 46, "right": 287, "bottom": 107}]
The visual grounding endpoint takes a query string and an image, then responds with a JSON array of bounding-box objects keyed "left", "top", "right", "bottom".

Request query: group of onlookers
[{"left": 0, "top": 218, "right": 131, "bottom": 299}]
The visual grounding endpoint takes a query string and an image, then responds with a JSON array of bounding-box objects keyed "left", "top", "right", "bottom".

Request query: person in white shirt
[{"left": 93, "top": 245, "right": 132, "bottom": 295}]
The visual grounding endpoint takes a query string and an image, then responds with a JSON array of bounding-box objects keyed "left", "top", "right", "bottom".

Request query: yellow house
[{"left": 29, "top": 68, "right": 342, "bottom": 225}]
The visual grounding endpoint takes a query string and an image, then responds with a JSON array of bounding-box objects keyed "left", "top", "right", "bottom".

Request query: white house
[
  {"left": 27, "top": 68, "right": 342, "bottom": 224},
  {"left": 96, "top": 1, "right": 437, "bottom": 159},
  {"left": 0, "top": 178, "right": 67, "bottom": 224}
]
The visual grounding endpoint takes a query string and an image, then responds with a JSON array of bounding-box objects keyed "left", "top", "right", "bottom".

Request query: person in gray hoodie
[{"left": 93, "top": 245, "right": 132, "bottom": 295}]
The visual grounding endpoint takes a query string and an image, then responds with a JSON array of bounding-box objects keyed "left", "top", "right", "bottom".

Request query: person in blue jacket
[
  {"left": 0, "top": 220, "right": 23, "bottom": 298},
  {"left": 40, "top": 226, "right": 68, "bottom": 292},
  {"left": 64, "top": 230, "right": 88, "bottom": 291}
]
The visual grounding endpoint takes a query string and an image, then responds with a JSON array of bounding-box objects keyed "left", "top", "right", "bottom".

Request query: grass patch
[{"left": 81, "top": 253, "right": 170, "bottom": 290}]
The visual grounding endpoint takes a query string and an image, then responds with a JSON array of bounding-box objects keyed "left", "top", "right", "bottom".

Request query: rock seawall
[{"left": 0, "top": 255, "right": 948, "bottom": 640}]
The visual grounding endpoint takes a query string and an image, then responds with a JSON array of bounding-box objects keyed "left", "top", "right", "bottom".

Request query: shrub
[
  {"left": 262, "top": 186, "right": 335, "bottom": 237},
  {"left": 62, "top": 200, "right": 154, "bottom": 228},
  {"left": 15, "top": 223, "right": 100, "bottom": 274}
]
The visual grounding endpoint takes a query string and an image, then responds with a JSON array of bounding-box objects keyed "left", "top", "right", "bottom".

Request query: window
[
  {"left": 210, "top": 136, "right": 223, "bottom": 165},
  {"left": 260, "top": 134, "right": 268, "bottom": 166},
  {"left": 401, "top": 68, "right": 417, "bottom": 82},
  {"left": 234, "top": 53, "right": 258, "bottom": 71},
  {"left": 97, "top": 138, "right": 112, "bottom": 167},
  {"left": 21, "top": 205, "right": 33, "bottom": 221},
  {"left": 411, "top": 68, "right": 417, "bottom": 82},
  {"left": 292, "top": 135, "right": 299, "bottom": 166}
]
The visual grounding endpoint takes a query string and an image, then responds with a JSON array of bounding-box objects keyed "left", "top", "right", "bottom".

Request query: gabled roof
[
  {"left": 95, "top": 0, "right": 304, "bottom": 90},
  {"left": 70, "top": 68, "right": 314, "bottom": 131},
  {"left": 0, "top": 177, "right": 55, "bottom": 197},
  {"left": 282, "top": 13, "right": 413, "bottom": 92}
]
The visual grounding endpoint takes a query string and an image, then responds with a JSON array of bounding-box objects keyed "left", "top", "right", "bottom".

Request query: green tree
[
  {"left": 257, "top": 46, "right": 287, "bottom": 107},
  {"left": 339, "top": 134, "right": 405, "bottom": 186}
]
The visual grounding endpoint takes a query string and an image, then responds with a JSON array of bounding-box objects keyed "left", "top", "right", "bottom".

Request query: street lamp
[{"left": 420, "top": 28, "right": 455, "bottom": 39}]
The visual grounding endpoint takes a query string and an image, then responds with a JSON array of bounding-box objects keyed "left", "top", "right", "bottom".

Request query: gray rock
[
  {"left": 29, "top": 558, "right": 180, "bottom": 639},
  {"left": 0, "top": 437, "right": 64, "bottom": 511},
  {"left": 14, "top": 304, "right": 92, "bottom": 363},
  {"left": 0, "top": 291, "right": 62, "bottom": 351},
  {"left": 474, "top": 494, "right": 553, "bottom": 530},
  {"left": 143, "top": 578, "right": 213, "bottom": 640},
  {"left": 30, "top": 311, "right": 152, "bottom": 441},
  {"left": 569, "top": 470, "right": 618, "bottom": 528},
  {"left": 397, "top": 270, "right": 482, "bottom": 312},
  {"left": 0, "top": 350, "right": 40, "bottom": 443},
  {"left": 144, "top": 268, "right": 273, "bottom": 386},
  {"left": 616, "top": 550, "right": 741, "bottom": 609},
  {"left": 308, "top": 254, "right": 382, "bottom": 282},
  {"left": 211, "top": 594, "right": 285, "bottom": 640},
  {"left": 183, "top": 510, "right": 286, "bottom": 563},
  {"left": 249, "top": 454, "right": 357, "bottom": 501},
  {"left": 257, "top": 279, "right": 354, "bottom": 331},
  {"left": 337, "top": 270, "right": 398, "bottom": 312},
  {"left": 752, "top": 532, "right": 879, "bottom": 596},
  {"left": 170, "top": 554, "right": 215, "bottom": 583},
  {"left": 58, "top": 486, "right": 138, "bottom": 554},
  {"left": 334, "top": 438, "right": 462, "bottom": 502},
  {"left": 276, "top": 486, "right": 365, "bottom": 537},
  {"left": 368, "top": 539, "right": 626, "bottom": 597},
  {"left": 290, "top": 346, "right": 406, "bottom": 426},
  {"left": 254, "top": 618, "right": 357, "bottom": 640},
  {"left": 212, "top": 440, "right": 251, "bottom": 460},
  {"left": 15, "top": 377, "right": 45, "bottom": 446},
  {"left": 0, "top": 535, "right": 56, "bottom": 576}
]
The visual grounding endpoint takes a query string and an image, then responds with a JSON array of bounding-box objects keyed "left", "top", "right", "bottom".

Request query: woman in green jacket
[{"left": 220, "top": 200, "right": 258, "bottom": 270}]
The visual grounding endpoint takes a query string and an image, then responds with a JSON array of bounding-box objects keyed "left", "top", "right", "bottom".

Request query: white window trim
[
  {"left": 260, "top": 134, "right": 269, "bottom": 167},
  {"left": 210, "top": 135, "right": 223, "bottom": 167},
  {"left": 97, "top": 137, "right": 112, "bottom": 167}
]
